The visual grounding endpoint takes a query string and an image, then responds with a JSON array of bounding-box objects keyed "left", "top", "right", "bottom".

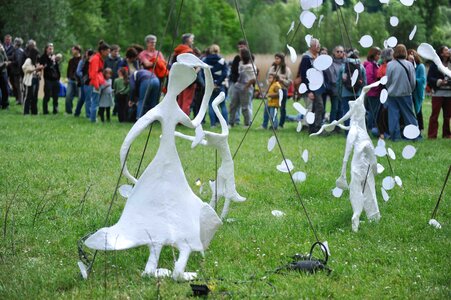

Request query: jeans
[
  {"left": 65, "top": 79, "right": 79, "bottom": 114},
  {"left": 208, "top": 87, "right": 228, "bottom": 127},
  {"left": 137, "top": 77, "right": 160, "bottom": 119},
  {"left": 43, "top": 79, "right": 60, "bottom": 114},
  {"left": 365, "top": 95, "right": 381, "bottom": 130},
  {"left": 90, "top": 88, "right": 101, "bottom": 122},
  {"left": 341, "top": 95, "right": 358, "bottom": 127},
  {"left": 329, "top": 95, "right": 342, "bottom": 122},
  {"left": 262, "top": 105, "right": 279, "bottom": 129},
  {"left": 75, "top": 84, "right": 92, "bottom": 118},
  {"left": 278, "top": 89, "right": 288, "bottom": 127},
  {"left": 386, "top": 95, "right": 419, "bottom": 141}
]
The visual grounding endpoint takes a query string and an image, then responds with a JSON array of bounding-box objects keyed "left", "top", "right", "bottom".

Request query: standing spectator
[
  {"left": 139, "top": 35, "right": 167, "bottom": 81},
  {"left": 22, "top": 45, "right": 43, "bottom": 115},
  {"left": 88, "top": 41, "right": 111, "bottom": 122},
  {"left": 262, "top": 73, "right": 282, "bottom": 129},
  {"left": 4, "top": 35, "right": 14, "bottom": 97},
  {"left": 129, "top": 69, "right": 160, "bottom": 119},
  {"left": 427, "top": 45, "right": 451, "bottom": 139},
  {"left": 118, "top": 47, "right": 140, "bottom": 74},
  {"left": 0, "top": 43, "right": 10, "bottom": 109},
  {"left": 296, "top": 38, "right": 325, "bottom": 133},
  {"left": 408, "top": 49, "right": 427, "bottom": 132},
  {"left": 9, "top": 37, "right": 26, "bottom": 104},
  {"left": 265, "top": 53, "right": 292, "bottom": 128},
  {"left": 376, "top": 48, "right": 394, "bottom": 138},
  {"left": 173, "top": 33, "right": 196, "bottom": 116},
  {"left": 74, "top": 49, "right": 94, "bottom": 118},
  {"left": 203, "top": 44, "right": 228, "bottom": 127},
  {"left": 324, "top": 45, "right": 345, "bottom": 124},
  {"left": 229, "top": 48, "right": 256, "bottom": 128},
  {"left": 385, "top": 44, "right": 418, "bottom": 141},
  {"left": 98, "top": 68, "right": 113, "bottom": 122},
  {"left": 39, "top": 43, "right": 61, "bottom": 114},
  {"left": 337, "top": 49, "right": 367, "bottom": 128},
  {"left": 104, "top": 44, "right": 121, "bottom": 81},
  {"left": 65, "top": 45, "right": 82, "bottom": 114},
  {"left": 363, "top": 47, "right": 381, "bottom": 136},
  {"left": 113, "top": 67, "right": 130, "bottom": 122}
]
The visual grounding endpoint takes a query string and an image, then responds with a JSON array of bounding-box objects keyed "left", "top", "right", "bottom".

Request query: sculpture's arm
[
  {"left": 211, "top": 92, "right": 228, "bottom": 136},
  {"left": 192, "top": 67, "right": 214, "bottom": 128},
  {"left": 174, "top": 131, "right": 208, "bottom": 146},
  {"left": 120, "top": 110, "right": 158, "bottom": 184}
]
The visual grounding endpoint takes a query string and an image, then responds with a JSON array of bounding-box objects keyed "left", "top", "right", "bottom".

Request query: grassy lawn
[{"left": 0, "top": 97, "right": 449, "bottom": 299}]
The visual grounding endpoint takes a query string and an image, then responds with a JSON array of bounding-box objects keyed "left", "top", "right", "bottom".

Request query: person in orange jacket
[{"left": 89, "top": 40, "right": 111, "bottom": 122}]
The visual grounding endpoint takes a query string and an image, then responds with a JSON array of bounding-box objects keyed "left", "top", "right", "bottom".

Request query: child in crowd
[
  {"left": 98, "top": 68, "right": 113, "bottom": 122},
  {"left": 262, "top": 73, "right": 282, "bottom": 129},
  {"left": 113, "top": 67, "right": 130, "bottom": 122}
]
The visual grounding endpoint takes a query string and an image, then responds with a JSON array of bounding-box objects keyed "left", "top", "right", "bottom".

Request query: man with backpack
[{"left": 337, "top": 49, "right": 367, "bottom": 127}]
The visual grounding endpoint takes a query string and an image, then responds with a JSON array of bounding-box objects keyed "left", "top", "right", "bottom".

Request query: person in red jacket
[
  {"left": 89, "top": 40, "right": 111, "bottom": 122},
  {"left": 172, "top": 33, "right": 196, "bottom": 116}
]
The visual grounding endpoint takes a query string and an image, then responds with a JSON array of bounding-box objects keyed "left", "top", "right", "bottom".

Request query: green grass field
[{"left": 0, "top": 97, "right": 449, "bottom": 299}]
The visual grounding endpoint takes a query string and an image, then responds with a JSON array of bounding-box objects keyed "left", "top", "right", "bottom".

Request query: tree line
[{"left": 0, "top": 0, "right": 449, "bottom": 56}]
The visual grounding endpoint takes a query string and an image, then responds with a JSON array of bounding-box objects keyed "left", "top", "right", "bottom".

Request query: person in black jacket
[
  {"left": 9, "top": 37, "right": 25, "bottom": 104},
  {"left": 39, "top": 43, "right": 60, "bottom": 114}
]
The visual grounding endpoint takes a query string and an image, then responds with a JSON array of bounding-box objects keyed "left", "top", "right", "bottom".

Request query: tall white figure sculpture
[
  {"left": 84, "top": 54, "right": 222, "bottom": 281},
  {"left": 311, "top": 81, "right": 382, "bottom": 232},
  {"left": 417, "top": 43, "right": 451, "bottom": 77},
  {"left": 175, "top": 93, "right": 246, "bottom": 220}
]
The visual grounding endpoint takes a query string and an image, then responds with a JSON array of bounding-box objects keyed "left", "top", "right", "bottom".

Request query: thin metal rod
[{"left": 431, "top": 165, "right": 451, "bottom": 219}]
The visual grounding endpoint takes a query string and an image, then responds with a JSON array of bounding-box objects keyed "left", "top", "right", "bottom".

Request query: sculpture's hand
[
  {"left": 192, "top": 125, "right": 205, "bottom": 148},
  {"left": 336, "top": 176, "right": 349, "bottom": 190}
]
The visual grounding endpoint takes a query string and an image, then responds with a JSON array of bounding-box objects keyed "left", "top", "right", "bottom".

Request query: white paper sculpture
[
  {"left": 311, "top": 81, "right": 382, "bottom": 232},
  {"left": 175, "top": 93, "right": 246, "bottom": 220},
  {"left": 83, "top": 54, "right": 222, "bottom": 281}
]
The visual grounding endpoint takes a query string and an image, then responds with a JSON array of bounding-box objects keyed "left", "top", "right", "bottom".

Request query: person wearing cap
[
  {"left": 65, "top": 45, "right": 82, "bottom": 114},
  {"left": 39, "top": 42, "right": 61, "bottom": 114},
  {"left": 172, "top": 33, "right": 196, "bottom": 116}
]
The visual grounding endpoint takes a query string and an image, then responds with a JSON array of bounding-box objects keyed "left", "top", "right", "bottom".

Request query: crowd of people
[{"left": 0, "top": 32, "right": 450, "bottom": 140}]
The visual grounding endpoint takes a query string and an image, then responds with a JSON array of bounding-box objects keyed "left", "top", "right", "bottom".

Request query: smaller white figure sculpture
[
  {"left": 417, "top": 43, "right": 451, "bottom": 77},
  {"left": 83, "top": 54, "right": 222, "bottom": 281},
  {"left": 175, "top": 93, "right": 246, "bottom": 220},
  {"left": 311, "top": 81, "right": 382, "bottom": 232}
]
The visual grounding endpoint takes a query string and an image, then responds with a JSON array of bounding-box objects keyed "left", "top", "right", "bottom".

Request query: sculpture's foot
[
  {"left": 141, "top": 268, "right": 172, "bottom": 278},
  {"left": 351, "top": 216, "right": 360, "bottom": 232},
  {"left": 368, "top": 212, "right": 381, "bottom": 222},
  {"left": 172, "top": 271, "right": 197, "bottom": 281}
]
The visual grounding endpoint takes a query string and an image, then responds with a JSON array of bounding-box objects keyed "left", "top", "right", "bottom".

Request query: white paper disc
[
  {"left": 293, "top": 171, "right": 307, "bottom": 183},
  {"left": 306, "top": 68, "right": 324, "bottom": 86},
  {"left": 305, "top": 34, "right": 313, "bottom": 48},
  {"left": 395, "top": 176, "right": 403, "bottom": 187},
  {"left": 302, "top": 149, "right": 309, "bottom": 163},
  {"left": 389, "top": 16, "right": 399, "bottom": 27},
  {"left": 381, "top": 187, "right": 390, "bottom": 202},
  {"left": 387, "top": 36, "right": 398, "bottom": 48},
  {"left": 374, "top": 145, "right": 387, "bottom": 157},
  {"left": 380, "top": 76, "right": 388, "bottom": 85},
  {"left": 377, "top": 163, "right": 385, "bottom": 174},
  {"left": 377, "top": 138, "right": 386, "bottom": 148},
  {"left": 382, "top": 176, "right": 395, "bottom": 190},
  {"left": 403, "top": 124, "right": 420, "bottom": 139},
  {"left": 402, "top": 145, "right": 416, "bottom": 159},
  {"left": 335, "top": 0, "right": 344, "bottom": 5},
  {"left": 293, "top": 102, "right": 307, "bottom": 115},
  {"left": 359, "top": 35, "right": 373, "bottom": 48},
  {"left": 300, "top": 0, "right": 323, "bottom": 10},
  {"left": 298, "top": 83, "right": 308, "bottom": 94},
  {"left": 351, "top": 69, "right": 359, "bottom": 87},
  {"left": 271, "top": 210, "right": 286, "bottom": 217},
  {"left": 313, "top": 55, "right": 333, "bottom": 71},
  {"left": 287, "top": 44, "right": 297, "bottom": 63},
  {"left": 409, "top": 25, "right": 417, "bottom": 41},
  {"left": 354, "top": 1, "right": 364, "bottom": 13},
  {"left": 400, "top": 0, "right": 414, "bottom": 6},
  {"left": 379, "top": 0, "right": 389, "bottom": 3},
  {"left": 380, "top": 89, "right": 388, "bottom": 104},
  {"left": 387, "top": 147, "right": 396, "bottom": 160},
  {"left": 287, "top": 21, "right": 295, "bottom": 35},
  {"left": 278, "top": 88, "right": 284, "bottom": 106},
  {"left": 332, "top": 187, "right": 343, "bottom": 198},
  {"left": 277, "top": 159, "right": 294, "bottom": 173},
  {"left": 300, "top": 10, "right": 317, "bottom": 29},
  {"left": 267, "top": 135, "right": 276, "bottom": 152},
  {"left": 296, "top": 121, "right": 303, "bottom": 132},
  {"left": 306, "top": 112, "right": 315, "bottom": 124},
  {"left": 78, "top": 261, "right": 89, "bottom": 280}
]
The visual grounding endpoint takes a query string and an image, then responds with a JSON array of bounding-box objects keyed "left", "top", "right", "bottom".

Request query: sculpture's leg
[
  {"left": 172, "top": 245, "right": 192, "bottom": 281},
  {"left": 220, "top": 198, "right": 231, "bottom": 220},
  {"left": 349, "top": 179, "right": 363, "bottom": 232},
  {"left": 209, "top": 180, "right": 217, "bottom": 209},
  {"left": 142, "top": 243, "right": 163, "bottom": 277}
]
